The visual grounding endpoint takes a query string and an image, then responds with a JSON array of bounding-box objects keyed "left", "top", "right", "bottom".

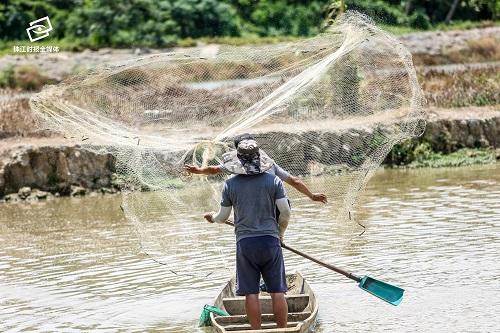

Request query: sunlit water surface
[{"left": 1, "top": 164, "right": 499, "bottom": 332}]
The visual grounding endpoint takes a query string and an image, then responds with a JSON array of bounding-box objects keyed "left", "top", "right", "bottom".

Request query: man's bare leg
[
  {"left": 270, "top": 292, "right": 288, "bottom": 328},
  {"left": 245, "top": 293, "right": 261, "bottom": 329}
]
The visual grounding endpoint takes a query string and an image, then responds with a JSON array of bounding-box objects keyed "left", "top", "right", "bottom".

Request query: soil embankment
[
  {"left": 0, "top": 138, "right": 116, "bottom": 200},
  {"left": 0, "top": 106, "right": 498, "bottom": 200}
]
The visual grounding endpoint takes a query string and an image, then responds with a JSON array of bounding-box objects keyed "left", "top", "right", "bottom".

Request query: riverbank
[
  {"left": 0, "top": 140, "right": 118, "bottom": 202},
  {"left": 0, "top": 106, "right": 498, "bottom": 201}
]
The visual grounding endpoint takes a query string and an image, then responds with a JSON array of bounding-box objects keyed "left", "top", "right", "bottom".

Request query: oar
[
  {"left": 224, "top": 221, "right": 404, "bottom": 306},
  {"left": 280, "top": 242, "right": 404, "bottom": 306}
]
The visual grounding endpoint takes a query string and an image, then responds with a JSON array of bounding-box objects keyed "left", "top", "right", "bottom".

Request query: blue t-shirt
[{"left": 221, "top": 173, "right": 287, "bottom": 242}]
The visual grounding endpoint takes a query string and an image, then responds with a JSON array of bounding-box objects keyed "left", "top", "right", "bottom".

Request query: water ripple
[{"left": 0, "top": 164, "right": 499, "bottom": 332}]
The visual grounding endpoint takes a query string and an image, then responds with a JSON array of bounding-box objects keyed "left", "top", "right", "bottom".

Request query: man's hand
[
  {"left": 184, "top": 164, "right": 201, "bottom": 174},
  {"left": 204, "top": 212, "right": 215, "bottom": 223},
  {"left": 310, "top": 193, "right": 327, "bottom": 204},
  {"left": 286, "top": 176, "right": 327, "bottom": 204}
]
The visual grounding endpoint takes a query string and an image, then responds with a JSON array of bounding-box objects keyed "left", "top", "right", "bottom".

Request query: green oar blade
[{"left": 358, "top": 276, "right": 404, "bottom": 306}]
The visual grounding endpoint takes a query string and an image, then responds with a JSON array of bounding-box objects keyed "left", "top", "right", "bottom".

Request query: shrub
[
  {"left": 346, "top": 0, "right": 404, "bottom": 25},
  {"left": 0, "top": 65, "right": 49, "bottom": 90},
  {"left": 408, "top": 9, "right": 431, "bottom": 30},
  {"left": 172, "top": 0, "right": 241, "bottom": 38},
  {"left": 0, "top": 65, "right": 16, "bottom": 88},
  {"left": 14, "top": 64, "right": 49, "bottom": 90},
  {"left": 65, "top": 0, "right": 179, "bottom": 48}
]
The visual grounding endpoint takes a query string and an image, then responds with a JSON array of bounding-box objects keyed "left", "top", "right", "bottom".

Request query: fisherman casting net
[{"left": 30, "top": 12, "right": 425, "bottom": 276}]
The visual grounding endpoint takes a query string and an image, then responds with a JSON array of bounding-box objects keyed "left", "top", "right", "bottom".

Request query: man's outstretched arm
[
  {"left": 285, "top": 175, "right": 327, "bottom": 204},
  {"left": 184, "top": 164, "right": 222, "bottom": 175},
  {"left": 274, "top": 164, "right": 327, "bottom": 204}
]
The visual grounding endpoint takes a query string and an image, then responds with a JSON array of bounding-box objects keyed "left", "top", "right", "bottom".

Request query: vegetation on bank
[
  {"left": 386, "top": 142, "right": 498, "bottom": 168},
  {"left": 0, "top": 64, "right": 53, "bottom": 90},
  {"left": 0, "top": 0, "right": 497, "bottom": 51},
  {"left": 421, "top": 68, "right": 500, "bottom": 108}
]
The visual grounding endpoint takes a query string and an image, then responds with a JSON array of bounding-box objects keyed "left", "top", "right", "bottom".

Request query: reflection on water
[{"left": 1, "top": 164, "right": 499, "bottom": 332}]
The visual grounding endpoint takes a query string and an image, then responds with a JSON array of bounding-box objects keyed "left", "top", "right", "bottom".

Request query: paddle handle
[
  {"left": 223, "top": 221, "right": 361, "bottom": 283},
  {"left": 280, "top": 242, "right": 362, "bottom": 283}
]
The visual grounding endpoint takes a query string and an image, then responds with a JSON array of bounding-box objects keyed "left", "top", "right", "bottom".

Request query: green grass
[{"left": 405, "top": 147, "right": 497, "bottom": 168}]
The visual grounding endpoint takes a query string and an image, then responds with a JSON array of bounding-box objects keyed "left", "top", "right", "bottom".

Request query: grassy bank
[
  {"left": 386, "top": 142, "right": 498, "bottom": 169},
  {"left": 421, "top": 68, "right": 500, "bottom": 108}
]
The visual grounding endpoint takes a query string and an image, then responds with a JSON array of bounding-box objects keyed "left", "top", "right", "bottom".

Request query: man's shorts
[{"left": 236, "top": 235, "right": 287, "bottom": 295}]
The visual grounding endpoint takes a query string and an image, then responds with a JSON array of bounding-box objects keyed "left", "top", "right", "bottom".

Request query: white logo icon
[{"left": 26, "top": 16, "right": 53, "bottom": 42}]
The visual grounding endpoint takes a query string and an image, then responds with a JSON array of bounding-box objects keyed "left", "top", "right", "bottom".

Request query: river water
[{"left": 1, "top": 164, "right": 499, "bottom": 332}]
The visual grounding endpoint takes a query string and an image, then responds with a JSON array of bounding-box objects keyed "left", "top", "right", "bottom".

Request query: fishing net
[{"left": 30, "top": 12, "right": 425, "bottom": 276}]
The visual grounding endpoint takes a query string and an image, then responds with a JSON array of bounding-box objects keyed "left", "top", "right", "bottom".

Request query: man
[
  {"left": 204, "top": 138, "right": 291, "bottom": 329},
  {"left": 185, "top": 134, "right": 327, "bottom": 204}
]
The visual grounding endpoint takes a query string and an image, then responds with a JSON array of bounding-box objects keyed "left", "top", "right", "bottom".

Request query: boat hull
[{"left": 210, "top": 272, "right": 318, "bottom": 333}]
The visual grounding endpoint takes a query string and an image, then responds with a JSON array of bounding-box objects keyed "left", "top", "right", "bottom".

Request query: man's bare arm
[
  {"left": 285, "top": 175, "right": 327, "bottom": 203},
  {"left": 184, "top": 165, "right": 222, "bottom": 175}
]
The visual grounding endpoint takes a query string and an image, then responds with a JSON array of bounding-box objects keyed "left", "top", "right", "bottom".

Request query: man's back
[{"left": 221, "top": 173, "right": 286, "bottom": 241}]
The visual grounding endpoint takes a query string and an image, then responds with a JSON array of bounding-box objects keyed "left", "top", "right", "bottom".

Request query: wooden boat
[{"left": 210, "top": 272, "right": 318, "bottom": 332}]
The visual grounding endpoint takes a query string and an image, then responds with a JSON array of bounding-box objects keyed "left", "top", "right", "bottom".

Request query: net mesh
[{"left": 30, "top": 12, "right": 425, "bottom": 275}]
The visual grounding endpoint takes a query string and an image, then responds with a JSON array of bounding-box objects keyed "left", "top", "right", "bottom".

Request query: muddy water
[{"left": 1, "top": 164, "right": 499, "bottom": 332}]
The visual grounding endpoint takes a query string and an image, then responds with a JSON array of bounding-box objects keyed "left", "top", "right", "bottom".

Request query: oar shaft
[
  {"left": 280, "top": 242, "right": 361, "bottom": 283},
  {"left": 224, "top": 221, "right": 361, "bottom": 283}
]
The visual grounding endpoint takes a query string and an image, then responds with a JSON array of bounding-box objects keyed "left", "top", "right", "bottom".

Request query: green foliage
[
  {"left": 407, "top": 147, "right": 496, "bottom": 168},
  {"left": 386, "top": 141, "right": 497, "bottom": 168},
  {"left": 171, "top": 0, "right": 241, "bottom": 38},
  {"left": 0, "top": 0, "right": 81, "bottom": 40},
  {"left": 246, "top": 0, "right": 323, "bottom": 36},
  {"left": 386, "top": 139, "right": 421, "bottom": 166},
  {"left": 65, "top": 0, "right": 179, "bottom": 48},
  {"left": 0, "top": 0, "right": 498, "bottom": 48},
  {"left": 346, "top": 0, "right": 404, "bottom": 25},
  {"left": 408, "top": 9, "right": 431, "bottom": 29}
]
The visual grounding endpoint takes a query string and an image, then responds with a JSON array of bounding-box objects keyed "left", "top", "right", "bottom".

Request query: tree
[
  {"left": 65, "top": 0, "right": 179, "bottom": 48},
  {"left": 445, "top": 0, "right": 460, "bottom": 24},
  {"left": 171, "top": 0, "right": 240, "bottom": 38}
]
